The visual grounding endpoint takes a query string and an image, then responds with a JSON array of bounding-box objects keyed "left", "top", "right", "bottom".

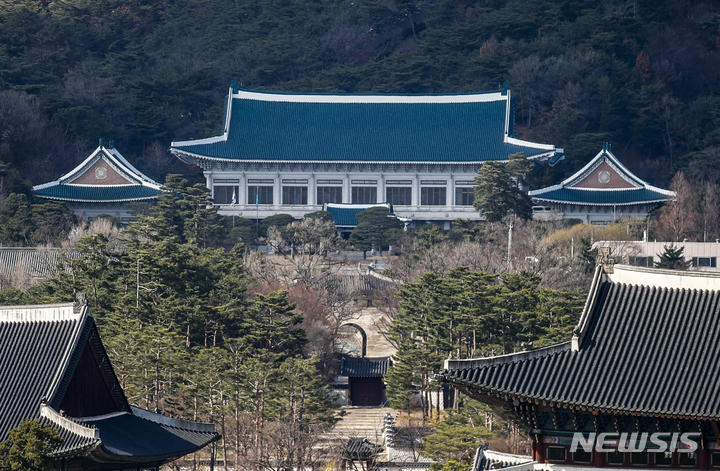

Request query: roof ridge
[
  {"left": 443, "top": 341, "right": 571, "bottom": 371},
  {"left": 41, "top": 405, "right": 100, "bottom": 439},
  {"left": 0, "top": 303, "right": 78, "bottom": 322},
  {"left": 130, "top": 406, "right": 216, "bottom": 433}
]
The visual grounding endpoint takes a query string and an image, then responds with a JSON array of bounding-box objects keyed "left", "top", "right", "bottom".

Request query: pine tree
[
  {"left": 655, "top": 244, "right": 690, "bottom": 270},
  {"left": 349, "top": 222, "right": 379, "bottom": 259},
  {"left": 473, "top": 162, "right": 532, "bottom": 223},
  {"left": 0, "top": 419, "right": 63, "bottom": 471}
]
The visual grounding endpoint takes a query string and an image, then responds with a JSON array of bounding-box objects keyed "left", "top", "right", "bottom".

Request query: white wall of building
[{"left": 206, "top": 169, "right": 482, "bottom": 222}]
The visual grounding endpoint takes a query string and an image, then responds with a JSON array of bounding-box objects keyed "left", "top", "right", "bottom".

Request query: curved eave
[
  {"left": 35, "top": 194, "right": 161, "bottom": 203},
  {"left": 84, "top": 437, "right": 221, "bottom": 465},
  {"left": 170, "top": 148, "right": 558, "bottom": 165},
  {"left": 530, "top": 196, "right": 669, "bottom": 206},
  {"left": 441, "top": 376, "right": 717, "bottom": 421}
]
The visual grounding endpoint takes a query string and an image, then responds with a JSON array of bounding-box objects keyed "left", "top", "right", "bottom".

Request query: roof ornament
[
  {"left": 74, "top": 292, "right": 87, "bottom": 313},
  {"left": 571, "top": 326, "right": 580, "bottom": 352},
  {"left": 596, "top": 246, "right": 614, "bottom": 274},
  {"left": 99, "top": 138, "right": 104, "bottom": 148}
]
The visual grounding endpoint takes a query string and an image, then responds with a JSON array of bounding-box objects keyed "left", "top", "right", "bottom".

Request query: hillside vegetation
[{"left": 1, "top": 0, "right": 719, "bottom": 191}]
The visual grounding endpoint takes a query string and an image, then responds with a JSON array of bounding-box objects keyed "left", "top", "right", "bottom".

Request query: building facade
[
  {"left": 34, "top": 141, "right": 163, "bottom": 222},
  {"left": 530, "top": 144, "right": 674, "bottom": 224},
  {"left": 439, "top": 265, "right": 720, "bottom": 470},
  {"left": 593, "top": 240, "right": 720, "bottom": 271},
  {"left": 170, "top": 86, "right": 564, "bottom": 227}
]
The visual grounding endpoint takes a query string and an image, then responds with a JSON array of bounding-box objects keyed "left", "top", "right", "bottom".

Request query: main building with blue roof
[{"left": 170, "top": 85, "right": 564, "bottom": 226}]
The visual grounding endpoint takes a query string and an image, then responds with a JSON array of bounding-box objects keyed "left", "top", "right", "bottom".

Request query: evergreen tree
[
  {"left": 423, "top": 399, "right": 496, "bottom": 468},
  {"left": 355, "top": 207, "right": 404, "bottom": 252},
  {"left": 0, "top": 193, "right": 34, "bottom": 245},
  {"left": 349, "top": 222, "right": 379, "bottom": 259},
  {"left": 578, "top": 235, "right": 597, "bottom": 274},
  {"left": 473, "top": 162, "right": 532, "bottom": 223},
  {"left": 655, "top": 244, "right": 690, "bottom": 270},
  {"left": 0, "top": 419, "right": 63, "bottom": 471}
]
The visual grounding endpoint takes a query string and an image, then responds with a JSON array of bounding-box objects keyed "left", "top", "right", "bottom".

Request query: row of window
[
  {"left": 214, "top": 185, "right": 476, "bottom": 206},
  {"left": 628, "top": 256, "right": 718, "bottom": 268},
  {"left": 546, "top": 446, "right": 705, "bottom": 467}
]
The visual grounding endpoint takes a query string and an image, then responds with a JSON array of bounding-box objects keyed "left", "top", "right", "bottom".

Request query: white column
[
  {"left": 412, "top": 175, "right": 420, "bottom": 206},
  {"left": 239, "top": 173, "right": 246, "bottom": 205},
  {"left": 309, "top": 174, "right": 316, "bottom": 206},
  {"left": 449, "top": 175, "right": 454, "bottom": 207},
  {"left": 275, "top": 174, "right": 281, "bottom": 206},
  {"left": 344, "top": 175, "right": 351, "bottom": 203},
  {"left": 379, "top": 175, "right": 386, "bottom": 204}
]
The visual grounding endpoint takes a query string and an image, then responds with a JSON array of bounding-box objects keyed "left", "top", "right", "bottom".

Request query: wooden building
[
  {"left": 438, "top": 264, "right": 720, "bottom": 470},
  {"left": 340, "top": 356, "right": 392, "bottom": 406},
  {"left": 0, "top": 296, "right": 218, "bottom": 470},
  {"left": 170, "top": 85, "right": 564, "bottom": 228}
]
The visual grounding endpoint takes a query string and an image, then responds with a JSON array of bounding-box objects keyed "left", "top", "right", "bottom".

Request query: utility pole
[{"left": 507, "top": 222, "right": 513, "bottom": 270}]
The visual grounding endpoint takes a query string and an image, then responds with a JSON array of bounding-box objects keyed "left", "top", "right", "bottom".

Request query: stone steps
[{"left": 322, "top": 407, "right": 397, "bottom": 442}]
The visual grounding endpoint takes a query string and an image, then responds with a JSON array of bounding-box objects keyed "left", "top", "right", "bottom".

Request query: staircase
[{"left": 326, "top": 407, "right": 397, "bottom": 442}]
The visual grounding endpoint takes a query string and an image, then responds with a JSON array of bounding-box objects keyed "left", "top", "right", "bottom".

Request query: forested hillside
[{"left": 1, "top": 0, "right": 719, "bottom": 191}]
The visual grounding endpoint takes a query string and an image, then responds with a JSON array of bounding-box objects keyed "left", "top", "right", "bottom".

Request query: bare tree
[{"left": 656, "top": 171, "right": 699, "bottom": 241}]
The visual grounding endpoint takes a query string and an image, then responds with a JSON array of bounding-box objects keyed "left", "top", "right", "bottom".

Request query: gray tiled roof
[
  {"left": 340, "top": 356, "right": 392, "bottom": 377},
  {"left": 344, "top": 437, "right": 383, "bottom": 459},
  {"left": 0, "top": 304, "right": 94, "bottom": 441},
  {"left": 83, "top": 412, "right": 217, "bottom": 461},
  {"left": 0, "top": 248, "right": 79, "bottom": 281},
  {"left": 439, "top": 273, "right": 720, "bottom": 419},
  {"left": 0, "top": 302, "right": 218, "bottom": 465}
]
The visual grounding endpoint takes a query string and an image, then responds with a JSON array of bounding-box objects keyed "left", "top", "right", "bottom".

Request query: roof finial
[
  {"left": 99, "top": 138, "right": 104, "bottom": 148},
  {"left": 73, "top": 292, "right": 87, "bottom": 313},
  {"left": 596, "top": 247, "right": 614, "bottom": 274},
  {"left": 230, "top": 80, "right": 238, "bottom": 92},
  {"left": 109, "top": 140, "right": 115, "bottom": 149}
]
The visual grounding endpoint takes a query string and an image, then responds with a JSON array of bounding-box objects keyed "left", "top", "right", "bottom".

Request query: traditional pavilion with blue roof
[
  {"left": 529, "top": 144, "right": 674, "bottom": 224},
  {"left": 170, "top": 85, "right": 564, "bottom": 227},
  {"left": 33, "top": 141, "right": 163, "bottom": 222}
]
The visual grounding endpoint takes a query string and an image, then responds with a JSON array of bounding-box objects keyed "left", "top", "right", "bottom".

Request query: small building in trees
[
  {"left": 340, "top": 356, "right": 392, "bottom": 406},
  {"left": 170, "top": 85, "right": 564, "bottom": 228},
  {"left": 33, "top": 141, "right": 163, "bottom": 223},
  {"left": 0, "top": 296, "right": 219, "bottom": 471},
  {"left": 529, "top": 144, "right": 674, "bottom": 224},
  {"left": 592, "top": 240, "right": 720, "bottom": 271},
  {"left": 438, "top": 263, "right": 720, "bottom": 470},
  {"left": 324, "top": 202, "right": 397, "bottom": 232}
]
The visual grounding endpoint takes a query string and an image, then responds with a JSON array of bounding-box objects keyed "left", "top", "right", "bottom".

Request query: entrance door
[{"left": 350, "top": 377, "right": 383, "bottom": 406}]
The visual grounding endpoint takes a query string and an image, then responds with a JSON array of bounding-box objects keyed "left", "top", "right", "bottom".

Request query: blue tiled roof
[
  {"left": 531, "top": 187, "right": 670, "bottom": 205},
  {"left": 34, "top": 184, "right": 162, "bottom": 202},
  {"left": 172, "top": 93, "right": 558, "bottom": 163},
  {"left": 327, "top": 205, "right": 393, "bottom": 226}
]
